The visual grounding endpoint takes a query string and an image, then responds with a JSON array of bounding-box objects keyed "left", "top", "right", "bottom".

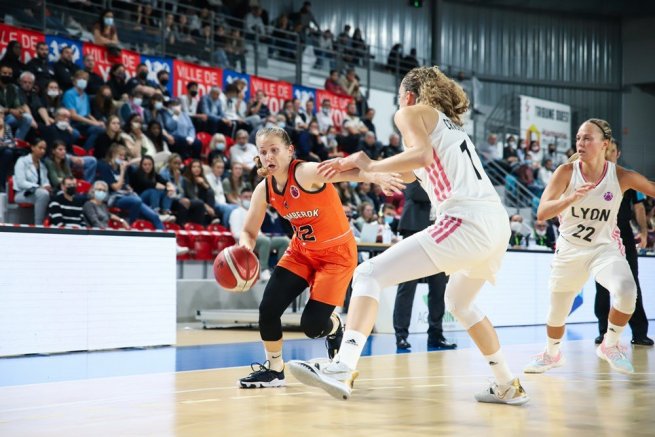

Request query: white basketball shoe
[
  {"left": 523, "top": 350, "right": 566, "bottom": 373},
  {"left": 287, "top": 359, "right": 359, "bottom": 400},
  {"left": 475, "top": 378, "right": 530, "bottom": 405}
]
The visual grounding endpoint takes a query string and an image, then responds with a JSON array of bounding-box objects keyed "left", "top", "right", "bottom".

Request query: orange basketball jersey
[{"left": 266, "top": 160, "right": 353, "bottom": 250}]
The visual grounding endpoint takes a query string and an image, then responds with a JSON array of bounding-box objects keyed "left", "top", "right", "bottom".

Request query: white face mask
[
  {"left": 510, "top": 221, "right": 522, "bottom": 233},
  {"left": 47, "top": 89, "right": 59, "bottom": 97},
  {"left": 133, "top": 97, "right": 143, "bottom": 106},
  {"left": 215, "top": 142, "right": 226, "bottom": 151},
  {"left": 76, "top": 79, "right": 87, "bottom": 90},
  {"left": 242, "top": 200, "right": 251, "bottom": 209},
  {"left": 154, "top": 101, "right": 163, "bottom": 110},
  {"left": 56, "top": 121, "right": 69, "bottom": 130},
  {"left": 535, "top": 228, "right": 546, "bottom": 237}
]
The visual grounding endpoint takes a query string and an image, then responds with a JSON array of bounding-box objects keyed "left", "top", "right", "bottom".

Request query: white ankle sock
[
  {"left": 484, "top": 349, "right": 514, "bottom": 385},
  {"left": 266, "top": 349, "right": 284, "bottom": 372},
  {"left": 546, "top": 336, "right": 562, "bottom": 356},
  {"left": 604, "top": 321, "right": 625, "bottom": 347},
  {"left": 336, "top": 330, "right": 367, "bottom": 370}
]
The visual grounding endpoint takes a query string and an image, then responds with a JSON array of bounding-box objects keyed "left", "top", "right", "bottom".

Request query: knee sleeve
[
  {"left": 258, "top": 301, "right": 283, "bottom": 341},
  {"left": 612, "top": 279, "right": 637, "bottom": 315},
  {"left": 300, "top": 313, "right": 329, "bottom": 339},
  {"left": 444, "top": 292, "right": 484, "bottom": 330},
  {"left": 351, "top": 261, "right": 382, "bottom": 302},
  {"left": 546, "top": 292, "right": 577, "bottom": 327}
]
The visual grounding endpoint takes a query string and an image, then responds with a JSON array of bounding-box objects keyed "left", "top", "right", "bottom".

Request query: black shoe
[
  {"left": 238, "top": 361, "right": 286, "bottom": 388},
  {"left": 325, "top": 313, "right": 344, "bottom": 360},
  {"left": 594, "top": 335, "right": 604, "bottom": 345},
  {"left": 396, "top": 338, "right": 411, "bottom": 349},
  {"left": 631, "top": 337, "right": 654, "bottom": 346},
  {"left": 427, "top": 339, "right": 457, "bottom": 349}
]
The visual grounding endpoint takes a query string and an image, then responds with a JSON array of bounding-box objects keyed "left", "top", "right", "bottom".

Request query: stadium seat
[
  {"left": 15, "top": 139, "right": 30, "bottom": 150},
  {"left": 7, "top": 177, "right": 34, "bottom": 208},
  {"left": 108, "top": 218, "right": 123, "bottom": 229},
  {"left": 76, "top": 179, "right": 92, "bottom": 194},
  {"left": 42, "top": 217, "right": 51, "bottom": 227},
  {"left": 207, "top": 223, "right": 229, "bottom": 233},
  {"left": 72, "top": 145, "right": 87, "bottom": 156},
  {"left": 132, "top": 219, "right": 156, "bottom": 230}
]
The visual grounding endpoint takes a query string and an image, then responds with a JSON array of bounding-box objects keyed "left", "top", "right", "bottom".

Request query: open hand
[
  {"left": 371, "top": 172, "right": 406, "bottom": 196},
  {"left": 317, "top": 151, "right": 371, "bottom": 179}
]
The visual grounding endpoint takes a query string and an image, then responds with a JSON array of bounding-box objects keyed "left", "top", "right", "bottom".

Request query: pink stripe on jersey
[
  {"left": 425, "top": 164, "right": 445, "bottom": 200},
  {"left": 432, "top": 150, "right": 452, "bottom": 196},
  {"left": 429, "top": 215, "right": 462, "bottom": 244},
  {"left": 611, "top": 226, "right": 625, "bottom": 256}
]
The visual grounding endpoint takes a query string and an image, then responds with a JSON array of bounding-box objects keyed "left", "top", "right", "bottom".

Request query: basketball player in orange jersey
[
  {"left": 237, "top": 126, "right": 404, "bottom": 388},
  {"left": 288, "top": 66, "right": 529, "bottom": 405},
  {"left": 524, "top": 120, "right": 655, "bottom": 375}
]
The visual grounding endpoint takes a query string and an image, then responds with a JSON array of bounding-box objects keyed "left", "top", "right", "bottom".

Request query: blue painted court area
[{"left": 0, "top": 322, "right": 645, "bottom": 387}]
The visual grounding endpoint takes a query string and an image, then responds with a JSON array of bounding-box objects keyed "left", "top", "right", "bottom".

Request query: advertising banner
[
  {"left": 222, "top": 69, "right": 250, "bottom": 101},
  {"left": 140, "top": 54, "right": 173, "bottom": 96},
  {"left": 250, "top": 75, "right": 293, "bottom": 114},
  {"left": 0, "top": 24, "right": 45, "bottom": 63},
  {"left": 46, "top": 35, "right": 83, "bottom": 67},
  {"left": 173, "top": 60, "right": 222, "bottom": 97},
  {"left": 315, "top": 90, "right": 352, "bottom": 130},
  {"left": 520, "top": 95, "right": 572, "bottom": 151}
]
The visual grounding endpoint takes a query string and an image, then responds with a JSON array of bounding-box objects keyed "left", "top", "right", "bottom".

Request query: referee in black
[{"left": 595, "top": 140, "right": 652, "bottom": 346}]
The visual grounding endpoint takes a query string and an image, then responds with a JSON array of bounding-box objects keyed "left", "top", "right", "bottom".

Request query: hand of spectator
[
  {"left": 71, "top": 156, "right": 83, "bottom": 166},
  {"left": 119, "top": 161, "right": 129, "bottom": 173},
  {"left": 198, "top": 114, "right": 208, "bottom": 121},
  {"left": 31, "top": 119, "right": 38, "bottom": 129},
  {"left": 44, "top": 185, "right": 52, "bottom": 193},
  {"left": 195, "top": 176, "right": 207, "bottom": 187},
  {"left": 204, "top": 203, "right": 215, "bottom": 216},
  {"left": 156, "top": 182, "right": 166, "bottom": 190},
  {"left": 367, "top": 172, "right": 405, "bottom": 196},
  {"left": 95, "top": 120, "right": 105, "bottom": 128}
]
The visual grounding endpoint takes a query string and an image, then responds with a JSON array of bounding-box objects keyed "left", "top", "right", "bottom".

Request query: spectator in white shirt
[
  {"left": 316, "top": 98, "right": 334, "bottom": 134},
  {"left": 229, "top": 129, "right": 258, "bottom": 171},
  {"left": 206, "top": 157, "right": 238, "bottom": 225},
  {"left": 537, "top": 158, "right": 555, "bottom": 187}
]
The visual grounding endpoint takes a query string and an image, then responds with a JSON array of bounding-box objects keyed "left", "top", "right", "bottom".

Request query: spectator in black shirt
[
  {"left": 156, "top": 70, "right": 171, "bottom": 101},
  {"left": 90, "top": 85, "right": 116, "bottom": 124},
  {"left": 382, "top": 133, "right": 402, "bottom": 158},
  {"left": 130, "top": 155, "right": 175, "bottom": 217},
  {"left": 532, "top": 219, "right": 556, "bottom": 250},
  {"left": 360, "top": 131, "right": 382, "bottom": 160},
  {"left": 126, "top": 63, "right": 159, "bottom": 99},
  {"left": 107, "top": 63, "right": 129, "bottom": 101},
  {"left": 40, "top": 80, "right": 62, "bottom": 127},
  {"left": 26, "top": 42, "right": 54, "bottom": 92},
  {"left": 17, "top": 71, "right": 45, "bottom": 133},
  {"left": 53, "top": 46, "right": 80, "bottom": 91},
  {"left": 0, "top": 41, "right": 25, "bottom": 83},
  {"left": 1, "top": 65, "right": 33, "bottom": 140},
  {"left": 47, "top": 176, "right": 86, "bottom": 227},
  {"left": 362, "top": 108, "right": 376, "bottom": 134},
  {"left": 82, "top": 54, "right": 105, "bottom": 97}
]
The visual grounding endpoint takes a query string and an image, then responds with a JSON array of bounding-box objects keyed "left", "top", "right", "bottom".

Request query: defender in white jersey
[
  {"left": 288, "top": 66, "right": 529, "bottom": 405},
  {"left": 524, "top": 119, "right": 655, "bottom": 375}
]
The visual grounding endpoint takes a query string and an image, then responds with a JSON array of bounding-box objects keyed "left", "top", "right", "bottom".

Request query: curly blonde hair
[
  {"left": 254, "top": 126, "right": 293, "bottom": 177},
  {"left": 401, "top": 66, "right": 469, "bottom": 126}
]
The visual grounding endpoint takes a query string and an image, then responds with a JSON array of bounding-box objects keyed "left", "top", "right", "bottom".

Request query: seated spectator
[
  {"left": 155, "top": 70, "right": 171, "bottom": 101},
  {"left": 83, "top": 180, "right": 129, "bottom": 228},
  {"left": 119, "top": 89, "right": 145, "bottom": 123},
  {"left": 357, "top": 181, "right": 380, "bottom": 211},
  {"left": 183, "top": 159, "right": 217, "bottom": 224},
  {"left": 53, "top": 46, "right": 79, "bottom": 91},
  {"left": 401, "top": 48, "right": 419, "bottom": 75},
  {"left": 142, "top": 119, "right": 172, "bottom": 169},
  {"left": 532, "top": 219, "right": 556, "bottom": 250},
  {"left": 0, "top": 114, "right": 28, "bottom": 192},
  {"left": 538, "top": 158, "right": 555, "bottom": 187},
  {"left": 360, "top": 131, "right": 382, "bottom": 160},
  {"left": 26, "top": 42, "right": 53, "bottom": 92},
  {"left": 93, "top": 9, "right": 121, "bottom": 49},
  {"left": 226, "top": 28, "right": 247, "bottom": 73},
  {"left": 244, "top": 6, "right": 267, "bottom": 38},
  {"left": 82, "top": 55, "right": 105, "bottom": 97},
  {"left": 97, "top": 144, "right": 163, "bottom": 229},
  {"left": 16, "top": 71, "right": 42, "bottom": 135},
  {"left": 159, "top": 153, "right": 206, "bottom": 225},
  {"left": 339, "top": 68, "right": 366, "bottom": 113},
  {"left": 299, "top": 99, "right": 316, "bottom": 126},
  {"left": 502, "top": 135, "right": 519, "bottom": 166},
  {"left": 382, "top": 133, "right": 402, "bottom": 158},
  {"left": 324, "top": 69, "right": 347, "bottom": 95},
  {"left": 387, "top": 44, "right": 403, "bottom": 72},
  {"left": 212, "top": 25, "right": 230, "bottom": 68},
  {"left": 543, "top": 143, "right": 565, "bottom": 168},
  {"left": 130, "top": 155, "right": 175, "bottom": 222},
  {"left": 107, "top": 63, "right": 129, "bottom": 101},
  {"left": 47, "top": 176, "right": 86, "bottom": 227},
  {"left": 180, "top": 81, "right": 203, "bottom": 127},
  {"left": 168, "top": 99, "right": 202, "bottom": 159},
  {"left": 349, "top": 29, "right": 367, "bottom": 63},
  {"left": 229, "top": 187, "right": 280, "bottom": 280},
  {"left": 223, "top": 162, "right": 249, "bottom": 204},
  {"left": 63, "top": 70, "right": 106, "bottom": 150},
  {"left": 354, "top": 201, "right": 377, "bottom": 232},
  {"left": 13, "top": 139, "right": 51, "bottom": 224},
  {"left": 229, "top": 130, "right": 258, "bottom": 171},
  {"left": 509, "top": 214, "right": 529, "bottom": 249},
  {"left": 296, "top": 120, "right": 328, "bottom": 162},
  {"left": 39, "top": 80, "right": 62, "bottom": 127},
  {"left": 246, "top": 90, "right": 270, "bottom": 128},
  {"left": 335, "top": 181, "right": 360, "bottom": 208},
  {"left": 44, "top": 140, "right": 73, "bottom": 188},
  {"left": 271, "top": 14, "right": 296, "bottom": 61},
  {"left": 206, "top": 157, "right": 238, "bottom": 225},
  {"left": 91, "top": 85, "right": 117, "bottom": 124},
  {"left": 479, "top": 133, "right": 500, "bottom": 162},
  {"left": 42, "top": 108, "right": 97, "bottom": 182},
  {"left": 362, "top": 108, "right": 376, "bottom": 134},
  {"left": 222, "top": 84, "right": 250, "bottom": 132},
  {"left": 92, "top": 114, "right": 127, "bottom": 161},
  {"left": 200, "top": 86, "right": 233, "bottom": 136},
  {"left": 0, "top": 41, "right": 25, "bottom": 83},
  {"left": 527, "top": 140, "right": 543, "bottom": 163},
  {"left": 279, "top": 99, "right": 298, "bottom": 130},
  {"left": 1, "top": 65, "right": 33, "bottom": 140},
  {"left": 127, "top": 63, "right": 160, "bottom": 100},
  {"left": 316, "top": 98, "right": 334, "bottom": 134},
  {"left": 206, "top": 133, "right": 229, "bottom": 168}
]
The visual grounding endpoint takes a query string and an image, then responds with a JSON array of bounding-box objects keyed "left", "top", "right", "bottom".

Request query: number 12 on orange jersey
[{"left": 292, "top": 224, "right": 316, "bottom": 241}]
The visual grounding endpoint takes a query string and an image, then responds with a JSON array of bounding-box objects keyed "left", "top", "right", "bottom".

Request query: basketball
[{"left": 213, "top": 246, "right": 260, "bottom": 292}]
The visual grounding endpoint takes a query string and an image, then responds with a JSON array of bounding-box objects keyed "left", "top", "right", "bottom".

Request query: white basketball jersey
[
  {"left": 558, "top": 160, "right": 623, "bottom": 247},
  {"left": 413, "top": 110, "right": 500, "bottom": 214}
]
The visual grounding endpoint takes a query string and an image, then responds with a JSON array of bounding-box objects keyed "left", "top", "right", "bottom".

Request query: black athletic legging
[{"left": 259, "top": 267, "right": 337, "bottom": 341}]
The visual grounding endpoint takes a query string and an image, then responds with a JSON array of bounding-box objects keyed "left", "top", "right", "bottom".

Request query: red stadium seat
[
  {"left": 76, "top": 179, "right": 92, "bottom": 194},
  {"left": 108, "top": 218, "right": 123, "bottom": 229},
  {"left": 132, "top": 219, "right": 156, "bottom": 230},
  {"left": 164, "top": 222, "right": 181, "bottom": 231},
  {"left": 197, "top": 131, "right": 212, "bottom": 148},
  {"left": 192, "top": 239, "right": 214, "bottom": 261},
  {"left": 15, "top": 139, "right": 31, "bottom": 150},
  {"left": 7, "top": 177, "right": 34, "bottom": 208},
  {"left": 207, "top": 223, "right": 229, "bottom": 233},
  {"left": 42, "top": 217, "right": 51, "bottom": 227},
  {"left": 72, "top": 145, "right": 87, "bottom": 156}
]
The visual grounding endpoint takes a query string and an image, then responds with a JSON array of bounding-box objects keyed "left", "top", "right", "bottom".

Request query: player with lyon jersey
[
  {"left": 524, "top": 119, "right": 655, "bottom": 375},
  {"left": 288, "top": 66, "right": 529, "bottom": 405}
]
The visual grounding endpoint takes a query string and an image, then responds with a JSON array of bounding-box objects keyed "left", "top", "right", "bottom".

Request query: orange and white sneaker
[
  {"left": 523, "top": 350, "right": 565, "bottom": 373},
  {"left": 596, "top": 341, "right": 634, "bottom": 374}
]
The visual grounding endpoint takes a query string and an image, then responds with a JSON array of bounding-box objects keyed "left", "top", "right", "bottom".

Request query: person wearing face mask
[
  {"left": 13, "top": 139, "right": 52, "bottom": 224},
  {"left": 82, "top": 55, "right": 105, "bottom": 97},
  {"left": 229, "top": 129, "right": 258, "bottom": 171},
  {"left": 543, "top": 142, "right": 565, "bottom": 168},
  {"left": 62, "top": 70, "right": 106, "bottom": 150},
  {"left": 166, "top": 99, "right": 202, "bottom": 159},
  {"left": 531, "top": 219, "right": 555, "bottom": 250},
  {"left": 39, "top": 80, "right": 62, "bottom": 127},
  {"left": 508, "top": 214, "right": 529, "bottom": 249},
  {"left": 53, "top": 46, "right": 80, "bottom": 91},
  {"left": 83, "top": 180, "right": 129, "bottom": 229},
  {"left": 316, "top": 98, "right": 334, "bottom": 134},
  {"left": 27, "top": 42, "right": 55, "bottom": 92},
  {"left": 47, "top": 176, "right": 86, "bottom": 227},
  {"left": 502, "top": 135, "right": 519, "bottom": 167},
  {"left": 93, "top": 9, "right": 121, "bottom": 48},
  {"left": 0, "top": 113, "right": 29, "bottom": 193},
  {"left": 156, "top": 70, "right": 171, "bottom": 101},
  {"left": 1, "top": 65, "right": 34, "bottom": 141},
  {"left": 181, "top": 81, "right": 206, "bottom": 129},
  {"left": 207, "top": 133, "right": 230, "bottom": 168},
  {"left": 126, "top": 63, "right": 159, "bottom": 99},
  {"left": 528, "top": 140, "right": 543, "bottom": 163},
  {"left": 119, "top": 89, "right": 145, "bottom": 123},
  {"left": 107, "top": 63, "right": 129, "bottom": 101},
  {"left": 200, "top": 86, "right": 233, "bottom": 136}
]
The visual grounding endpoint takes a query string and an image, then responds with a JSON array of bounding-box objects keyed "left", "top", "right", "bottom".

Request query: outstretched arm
[
  {"left": 296, "top": 162, "right": 405, "bottom": 195},
  {"left": 619, "top": 167, "right": 655, "bottom": 198}
]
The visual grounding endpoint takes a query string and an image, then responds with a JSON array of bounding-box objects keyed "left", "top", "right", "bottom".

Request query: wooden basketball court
[{"left": 1, "top": 336, "right": 653, "bottom": 436}]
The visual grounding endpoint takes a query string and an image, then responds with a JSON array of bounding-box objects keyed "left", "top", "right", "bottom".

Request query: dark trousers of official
[
  {"left": 393, "top": 230, "right": 447, "bottom": 341},
  {"left": 595, "top": 227, "right": 649, "bottom": 338}
]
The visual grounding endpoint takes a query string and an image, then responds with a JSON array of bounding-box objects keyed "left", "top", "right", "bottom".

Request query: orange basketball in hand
[{"left": 213, "top": 246, "right": 260, "bottom": 292}]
